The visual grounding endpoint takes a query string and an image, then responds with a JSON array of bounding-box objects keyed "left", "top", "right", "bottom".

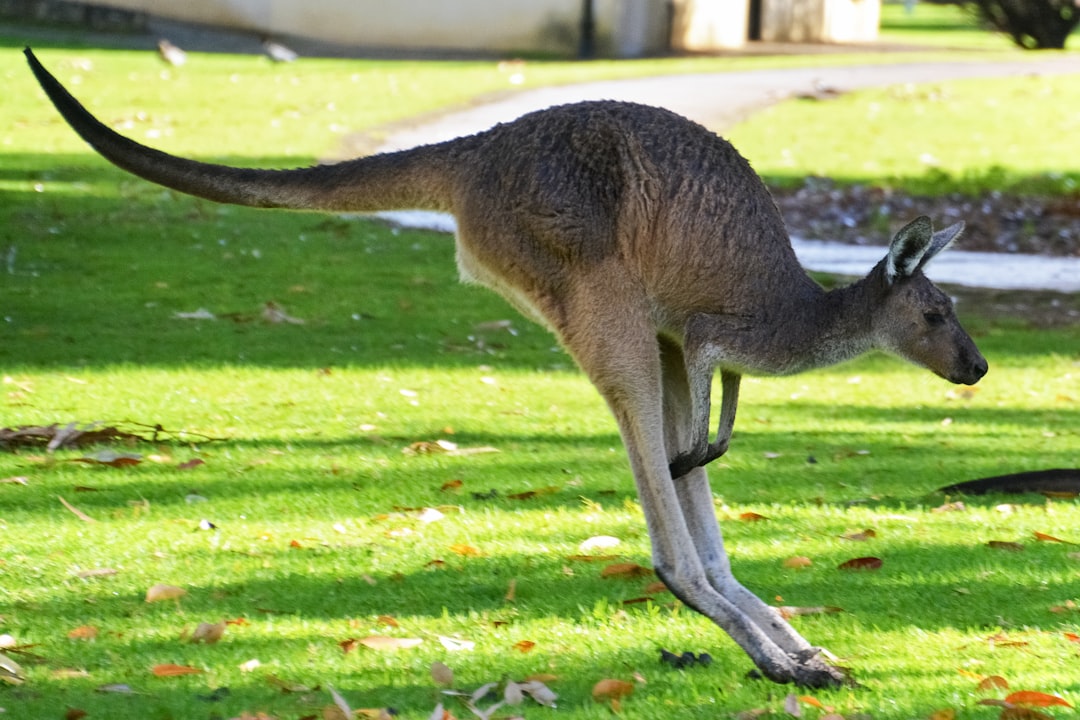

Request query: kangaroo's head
[{"left": 871, "top": 216, "right": 988, "bottom": 386}]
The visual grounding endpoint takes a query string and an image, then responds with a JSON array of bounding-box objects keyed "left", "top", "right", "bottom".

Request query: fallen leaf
[
  {"left": 438, "top": 635, "right": 475, "bottom": 652},
  {"left": 190, "top": 621, "right": 226, "bottom": 644},
  {"left": 928, "top": 710, "right": 956, "bottom": 720},
  {"left": 376, "top": 615, "right": 399, "bottom": 628},
  {"left": 431, "top": 661, "right": 454, "bottom": 686},
  {"left": 327, "top": 684, "right": 352, "bottom": 719},
  {"left": 449, "top": 544, "right": 483, "bottom": 557},
  {"left": 739, "top": 511, "right": 769, "bottom": 522},
  {"left": 1049, "top": 600, "right": 1077, "bottom": 613},
  {"left": 783, "top": 556, "right": 813, "bottom": 569},
  {"left": 0, "top": 653, "right": 26, "bottom": 685},
  {"left": 932, "top": 501, "right": 966, "bottom": 513},
  {"left": 579, "top": 535, "right": 621, "bottom": 552},
  {"left": 67, "top": 625, "right": 99, "bottom": 640},
  {"left": 177, "top": 458, "right": 205, "bottom": 470},
  {"left": 1033, "top": 531, "right": 1074, "bottom": 544},
  {"left": 592, "top": 678, "right": 634, "bottom": 702},
  {"left": 64, "top": 708, "right": 88, "bottom": 720},
  {"left": 988, "top": 541, "right": 1025, "bottom": 552},
  {"left": 1065, "top": 632, "right": 1080, "bottom": 643},
  {"left": 71, "top": 450, "right": 143, "bottom": 467},
  {"left": 504, "top": 679, "right": 525, "bottom": 705},
  {"left": 513, "top": 640, "right": 536, "bottom": 653},
  {"left": 600, "top": 562, "right": 653, "bottom": 579},
  {"left": 566, "top": 554, "right": 620, "bottom": 562},
  {"left": 357, "top": 636, "right": 422, "bottom": 650},
  {"left": 842, "top": 528, "right": 877, "bottom": 541},
  {"left": 798, "top": 695, "right": 826, "bottom": 710},
  {"left": 837, "top": 556, "right": 883, "bottom": 571},
  {"left": 1004, "top": 691, "right": 1072, "bottom": 708},
  {"left": 145, "top": 584, "right": 187, "bottom": 603},
  {"left": 978, "top": 675, "right": 1010, "bottom": 691},
  {"left": 520, "top": 680, "right": 558, "bottom": 707},
  {"left": 58, "top": 495, "right": 96, "bottom": 523},
  {"left": 440, "top": 479, "right": 463, "bottom": 492},
  {"left": 151, "top": 663, "right": 203, "bottom": 677}
]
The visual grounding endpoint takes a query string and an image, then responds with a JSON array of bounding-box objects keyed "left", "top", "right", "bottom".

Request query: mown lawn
[{"left": 1, "top": 40, "right": 1078, "bottom": 720}]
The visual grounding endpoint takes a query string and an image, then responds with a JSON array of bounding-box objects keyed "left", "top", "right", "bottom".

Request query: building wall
[
  {"left": 760, "top": 0, "right": 880, "bottom": 43},
  {"left": 93, "top": 0, "right": 671, "bottom": 57}
]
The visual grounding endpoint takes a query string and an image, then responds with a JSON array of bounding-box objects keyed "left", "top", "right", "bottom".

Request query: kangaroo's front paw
[
  {"left": 669, "top": 441, "right": 728, "bottom": 478},
  {"left": 668, "top": 450, "right": 704, "bottom": 479}
]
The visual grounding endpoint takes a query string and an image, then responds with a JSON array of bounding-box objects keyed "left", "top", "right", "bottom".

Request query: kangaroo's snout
[{"left": 945, "top": 345, "right": 988, "bottom": 386}]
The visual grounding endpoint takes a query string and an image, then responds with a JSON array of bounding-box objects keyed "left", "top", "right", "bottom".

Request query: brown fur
[{"left": 25, "top": 49, "right": 987, "bottom": 687}]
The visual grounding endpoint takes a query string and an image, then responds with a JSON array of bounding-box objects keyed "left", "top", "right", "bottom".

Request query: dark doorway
[{"left": 748, "top": 0, "right": 763, "bottom": 40}]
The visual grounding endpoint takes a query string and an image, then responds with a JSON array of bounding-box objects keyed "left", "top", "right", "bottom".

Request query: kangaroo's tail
[{"left": 24, "top": 48, "right": 456, "bottom": 214}]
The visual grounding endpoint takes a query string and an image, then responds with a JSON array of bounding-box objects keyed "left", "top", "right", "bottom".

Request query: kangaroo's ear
[
  {"left": 916, "top": 221, "right": 964, "bottom": 272},
  {"left": 885, "top": 216, "right": 933, "bottom": 284}
]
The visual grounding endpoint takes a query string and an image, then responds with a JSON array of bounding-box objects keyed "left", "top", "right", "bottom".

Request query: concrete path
[{"left": 372, "top": 57, "right": 1080, "bottom": 293}]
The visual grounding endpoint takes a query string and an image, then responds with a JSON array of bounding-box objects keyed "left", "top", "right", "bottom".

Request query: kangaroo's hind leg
[{"left": 658, "top": 336, "right": 846, "bottom": 684}]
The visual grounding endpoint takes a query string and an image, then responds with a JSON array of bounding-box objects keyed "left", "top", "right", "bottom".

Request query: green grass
[
  {"left": 880, "top": 2, "right": 1080, "bottom": 50},
  {"left": 2, "top": 44, "right": 1079, "bottom": 720},
  {"left": 728, "top": 73, "right": 1080, "bottom": 195}
]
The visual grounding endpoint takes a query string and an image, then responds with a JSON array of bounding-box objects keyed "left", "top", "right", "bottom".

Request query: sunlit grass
[{"left": 1, "top": 40, "right": 1078, "bottom": 720}]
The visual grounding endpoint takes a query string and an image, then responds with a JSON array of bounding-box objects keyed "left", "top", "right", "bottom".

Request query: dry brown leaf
[
  {"left": 376, "top": 615, "right": 399, "bottom": 628},
  {"left": 977, "top": 675, "right": 1010, "bottom": 691},
  {"left": 1064, "top": 631, "right": 1080, "bottom": 643},
  {"left": 431, "top": 661, "right": 454, "bottom": 686},
  {"left": 151, "top": 663, "right": 202, "bottom": 677},
  {"left": 513, "top": 640, "right": 536, "bottom": 653},
  {"left": 440, "top": 479, "right": 463, "bottom": 492},
  {"left": 64, "top": 709, "right": 89, "bottom": 720},
  {"left": 600, "top": 562, "right": 653, "bottom": 579},
  {"left": 58, "top": 495, "right": 96, "bottom": 523},
  {"left": 1033, "top": 531, "right": 1074, "bottom": 544},
  {"left": 739, "top": 511, "right": 769, "bottom": 522},
  {"left": 592, "top": 678, "right": 634, "bottom": 702},
  {"left": 190, "top": 621, "right": 226, "bottom": 644},
  {"left": 177, "top": 458, "right": 205, "bottom": 470},
  {"left": 67, "top": 625, "right": 99, "bottom": 641},
  {"left": 1004, "top": 691, "right": 1072, "bottom": 708},
  {"left": 449, "top": 544, "right": 483, "bottom": 557},
  {"left": 928, "top": 710, "right": 956, "bottom": 720},
  {"left": 783, "top": 556, "right": 813, "bottom": 569},
  {"left": 842, "top": 528, "right": 877, "bottom": 541},
  {"left": 357, "top": 636, "right": 422, "bottom": 651},
  {"left": 837, "top": 556, "right": 882, "bottom": 571},
  {"left": 145, "top": 584, "right": 187, "bottom": 603},
  {"left": 643, "top": 581, "right": 670, "bottom": 594}
]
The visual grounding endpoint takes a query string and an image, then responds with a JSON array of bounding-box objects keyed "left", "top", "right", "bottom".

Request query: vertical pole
[{"left": 580, "top": 0, "right": 596, "bottom": 58}]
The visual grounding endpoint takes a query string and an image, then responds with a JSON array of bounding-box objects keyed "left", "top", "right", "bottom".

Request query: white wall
[{"left": 95, "top": 0, "right": 671, "bottom": 57}]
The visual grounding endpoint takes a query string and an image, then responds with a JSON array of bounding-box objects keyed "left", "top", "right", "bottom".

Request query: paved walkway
[{"left": 372, "top": 57, "right": 1080, "bottom": 293}]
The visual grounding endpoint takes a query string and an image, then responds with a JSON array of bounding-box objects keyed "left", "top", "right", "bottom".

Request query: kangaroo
[{"left": 25, "top": 48, "right": 987, "bottom": 688}]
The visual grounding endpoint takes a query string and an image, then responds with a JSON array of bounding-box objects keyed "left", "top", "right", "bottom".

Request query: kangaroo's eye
[{"left": 924, "top": 312, "right": 946, "bottom": 326}]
